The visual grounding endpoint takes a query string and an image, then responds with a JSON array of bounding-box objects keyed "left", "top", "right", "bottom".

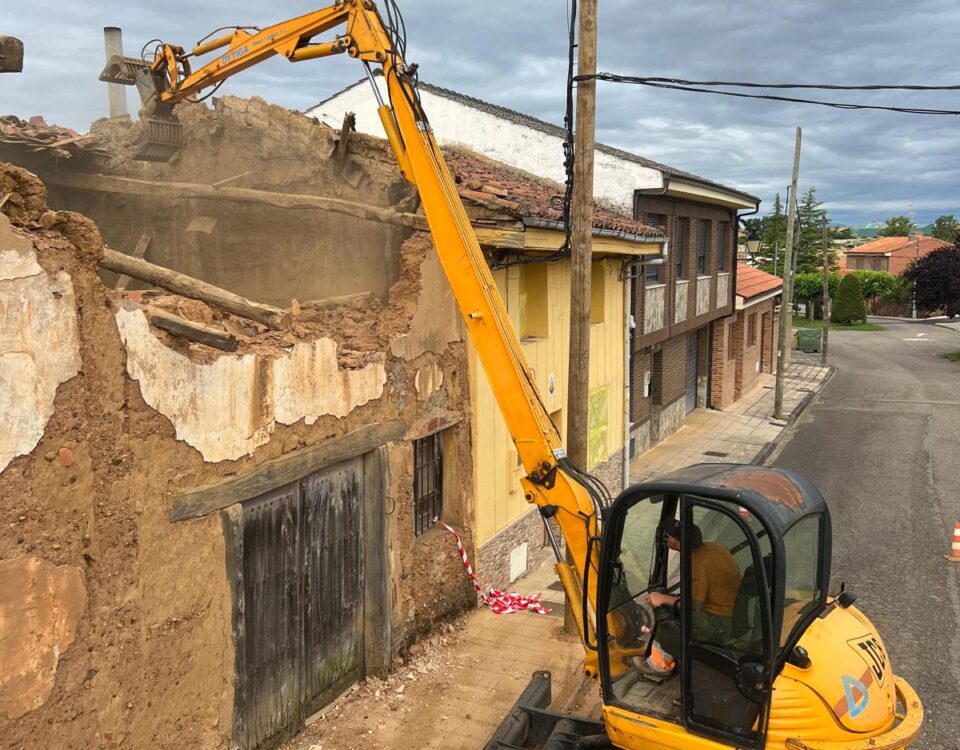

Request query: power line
[
  {"left": 575, "top": 73, "right": 960, "bottom": 115},
  {"left": 600, "top": 76, "right": 960, "bottom": 92}
]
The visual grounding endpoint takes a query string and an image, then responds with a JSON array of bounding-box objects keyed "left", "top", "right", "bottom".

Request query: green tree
[
  {"left": 930, "top": 215, "right": 960, "bottom": 243},
  {"left": 831, "top": 274, "right": 867, "bottom": 324},
  {"left": 877, "top": 215, "right": 916, "bottom": 237},
  {"left": 794, "top": 187, "right": 830, "bottom": 274},
  {"left": 847, "top": 270, "right": 898, "bottom": 300},
  {"left": 794, "top": 271, "right": 841, "bottom": 318},
  {"left": 903, "top": 246, "right": 960, "bottom": 318},
  {"left": 755, "top": 193, "right": 786, "bottom": 273}
]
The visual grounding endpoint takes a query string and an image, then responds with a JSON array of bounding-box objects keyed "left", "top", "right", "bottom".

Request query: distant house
[
  {"left": 711, "top": 265, "right": 781, "bottom": 408},
  {"left": 844, "top": 233, "right": 951, "bottom": 275}
]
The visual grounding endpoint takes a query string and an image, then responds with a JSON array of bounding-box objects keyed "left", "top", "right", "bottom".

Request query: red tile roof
[
  {"left": 844, "top": 234, "right": 951, "bottom": 275},
  {"left": 736, "top": 263, "right": 783, "bottom": 300},
  {"left": 442, "top": 147, "right": 663, "bottom": 240}
]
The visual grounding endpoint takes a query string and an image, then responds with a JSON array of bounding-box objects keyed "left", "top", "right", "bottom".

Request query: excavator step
[
  {"left": 99, "top": 55, "right": 149, "bottom": 86},
  {"left": 135, "top": 113, "right": 184, "bottom": 163}
]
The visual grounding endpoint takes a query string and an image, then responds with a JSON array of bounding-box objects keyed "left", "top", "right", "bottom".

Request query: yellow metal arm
[{"left": 130, "top": 0, "right": 602, "bottom": 655}]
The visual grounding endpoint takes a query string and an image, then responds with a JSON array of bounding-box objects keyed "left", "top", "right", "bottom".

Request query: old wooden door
[{"left": 231, "top": 456, "right": 365, "bottom": 750}]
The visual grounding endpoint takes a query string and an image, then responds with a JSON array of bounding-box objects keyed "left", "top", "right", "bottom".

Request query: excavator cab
[{"left": 597, "top": 464, "right": 830, "bottom": 749}]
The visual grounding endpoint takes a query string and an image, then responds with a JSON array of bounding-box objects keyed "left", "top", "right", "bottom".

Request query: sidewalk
[
  {"left": 284, "top": 355, "right": 831, "bottom": 750},
  {"left": 935, "top": 320, "right": 960, "bottom": 333},
  {"left": 283, "top": 562, "right": 585, "bottom": 750},
  {"left": 630, "top": 354, "right": 832, "bottom": 482}
]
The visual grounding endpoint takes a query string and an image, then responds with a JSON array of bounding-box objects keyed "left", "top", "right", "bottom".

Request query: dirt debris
[{"left": 281, "top": 620, "right": 467, "bottom": 750}]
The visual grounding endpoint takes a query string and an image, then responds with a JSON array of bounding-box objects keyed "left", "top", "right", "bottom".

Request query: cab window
[
  {"left": 682, "top": 500, "right": 771, "bottom": 748},
  {"left": 608, "top": 494, "right": 664, "bottom": 609},
  {"left": 780, "top": 514, "right": 823, "bottom": 647}
]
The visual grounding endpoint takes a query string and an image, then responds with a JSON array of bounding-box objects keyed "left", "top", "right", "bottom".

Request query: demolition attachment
[{"left": 100, "top": 54, "right": 184, "bottom": 162}]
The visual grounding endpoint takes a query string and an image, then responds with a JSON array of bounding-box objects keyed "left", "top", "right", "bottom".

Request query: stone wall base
[
  {"left": 658, "top": 397, "right": 686, "bottom": 442},
  {"left": 476, "top": 506, "right": 552, "bottom": 594}
]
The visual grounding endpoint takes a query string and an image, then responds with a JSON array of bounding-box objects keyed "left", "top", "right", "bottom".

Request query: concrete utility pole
[
  {"left": 565, "top": 0, "right": 597, "bottom": 635},
  {"left": 0, "top": 36, "right": 24, "bottom": 73},
  {"left": 821, "top": 218, "right": 830, "bottom": 365},
  {"left": 774, "top": 128, "right": 802, "bottom": 421}
]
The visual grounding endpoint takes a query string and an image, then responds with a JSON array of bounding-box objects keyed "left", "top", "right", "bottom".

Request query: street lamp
[{"left": 745, "top": 227, "right": 762, "bottom": 258}]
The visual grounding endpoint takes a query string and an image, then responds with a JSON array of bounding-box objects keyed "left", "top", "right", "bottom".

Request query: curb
[
  {"left": 934, "top": 322, "right": 960, "bottom": 333},
  {"left": 752, "top": 365, "right": 836, "bottom": 467}
]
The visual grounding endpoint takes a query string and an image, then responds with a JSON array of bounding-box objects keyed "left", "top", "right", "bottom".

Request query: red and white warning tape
[{"left": 435, "top": 519, "right": 550, "bottom": 615}]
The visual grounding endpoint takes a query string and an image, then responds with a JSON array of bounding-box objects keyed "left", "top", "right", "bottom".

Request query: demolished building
[{"left": 0, "top": 96, "right": 664, "bottom": 749}]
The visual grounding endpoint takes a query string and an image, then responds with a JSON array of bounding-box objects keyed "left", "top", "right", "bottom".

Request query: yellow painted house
[{"left": 443, "top": 148, "right": 665, "bottom": 588}]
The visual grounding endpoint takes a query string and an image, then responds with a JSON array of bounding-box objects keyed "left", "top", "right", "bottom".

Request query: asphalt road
[{"left": 770, "top": 320, "right": 960, "bottom": 750}]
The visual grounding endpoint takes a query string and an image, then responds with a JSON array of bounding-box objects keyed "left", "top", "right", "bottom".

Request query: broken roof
[
  {"left": 310, "top": 78, "right": 760, "bottom": 205},
  {"left": 736, "top": 263, "right": 782, "bottom": 300},
  {"left": 0, "top": 115, "right": 107, "bottom": 159},
  {"left": 444, "top": 147, "right": 663, "bottom": 241}
]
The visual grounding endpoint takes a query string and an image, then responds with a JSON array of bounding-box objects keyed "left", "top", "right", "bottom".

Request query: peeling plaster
[
  {"left": 114, "top": 307, "right": 387, "bottom": 462},
  {"left": 0, "top": 556, "right": 86, "bottom": 719},
  {"left": 414, "top": 363, "right": 444, "bottom": 401},
  {"left": 0, "top": 216, "right": 81, "bottom": 472},
  {"left": 390, "top": 250, "right": 461, "bottom": 361}
]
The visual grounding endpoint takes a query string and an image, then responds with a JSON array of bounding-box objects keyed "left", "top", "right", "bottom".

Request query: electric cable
[{"left": 575, "top": 73, "right": 960, "bottom": 116}]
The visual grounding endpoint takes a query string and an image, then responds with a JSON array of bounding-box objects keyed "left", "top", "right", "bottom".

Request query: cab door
[{"left": 679, "top": 497, "right": 774, "bottom": 749}]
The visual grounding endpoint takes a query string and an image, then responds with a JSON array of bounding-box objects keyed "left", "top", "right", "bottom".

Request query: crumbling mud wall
[
  {"left": 9, "top": 97, "right": 420, "bottom": 307},
  {"left": 0, "top": 166, "right": 476, "bottom": 750}
]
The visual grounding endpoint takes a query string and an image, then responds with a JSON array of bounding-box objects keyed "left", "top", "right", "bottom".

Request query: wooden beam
[
  {"left": 171, "top": 420, "right": 406, "bottom": 522},
  {"left": 100, "top": 247, "right": 291, "bottom": 329},
  {"left": 335, "top": 112, "right": 356, "bottom": 176},
  {"left": 145, "top": 307, "right": 239, "bottom": 352},
  {"left": 114, "top": 233, "right": 151, "bottom": 290},
  {"left": 47, "top": 171, "right": 428, "bottom": 231}
]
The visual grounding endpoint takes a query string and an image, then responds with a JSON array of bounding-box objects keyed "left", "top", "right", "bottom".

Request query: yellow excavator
[{"left": 101, "top": 3, "right": 922, "bottom": 748}]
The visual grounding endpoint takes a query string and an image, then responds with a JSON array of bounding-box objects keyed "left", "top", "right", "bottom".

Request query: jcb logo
[{"left": 850, "top": 635, "right": 887, "bottom": 686}]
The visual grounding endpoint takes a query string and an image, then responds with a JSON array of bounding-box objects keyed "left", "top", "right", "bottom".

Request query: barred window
[{"left": 414, "top": 432, "right": 443, "bottom": 536}]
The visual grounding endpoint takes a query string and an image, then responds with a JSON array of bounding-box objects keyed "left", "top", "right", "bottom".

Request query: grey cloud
[{"left": 3, "top": 0, "right": 958, "bottom": 224}]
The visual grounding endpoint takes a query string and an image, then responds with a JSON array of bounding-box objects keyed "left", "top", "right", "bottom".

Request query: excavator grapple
[{"left": 99, "top": 54, "right": 184, "bottom": 162}]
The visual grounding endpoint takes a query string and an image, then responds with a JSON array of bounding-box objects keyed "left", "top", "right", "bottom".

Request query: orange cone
[{"left": 946, "top": 523, "right": 960, "bottom": 562}]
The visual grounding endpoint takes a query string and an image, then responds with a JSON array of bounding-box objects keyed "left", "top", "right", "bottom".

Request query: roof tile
[
  {"left": 736, "top": 263, "right": 782, "bottom": 300},
  {"left": 443, "top": 147, "right": 663, "bottom": 239}
]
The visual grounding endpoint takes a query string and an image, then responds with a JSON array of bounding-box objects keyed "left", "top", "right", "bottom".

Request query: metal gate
[
  {"left": 686, "top": 332, "right": 699, "bottom": 413},
  {"left": 231, "top": 456, "right": 365, "bottom": 750}
]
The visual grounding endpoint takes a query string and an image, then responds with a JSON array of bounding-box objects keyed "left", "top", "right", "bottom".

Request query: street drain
[{"left": 703, "top": 450, "right": 729, "bottom": 457}]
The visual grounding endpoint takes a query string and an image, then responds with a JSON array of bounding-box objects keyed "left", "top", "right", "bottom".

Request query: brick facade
[
  {"left": 710, "top": 297, "right": 779, "bottom": 409},
  {"left": 629, "top": 196, "right": 740, "bottom": 451}
]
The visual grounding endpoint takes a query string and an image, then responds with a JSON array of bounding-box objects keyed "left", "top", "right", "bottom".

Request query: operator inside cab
[{"left": 638, "top": 519, "right": 741, "bottom": 678}]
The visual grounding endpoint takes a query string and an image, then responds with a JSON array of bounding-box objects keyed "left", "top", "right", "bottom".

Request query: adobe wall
[
  {"left": 5, "top": 97, "right": 420, "bottom": 307},
  {"left": 0, "top": 165, "right": 475, "bottom": 750}
]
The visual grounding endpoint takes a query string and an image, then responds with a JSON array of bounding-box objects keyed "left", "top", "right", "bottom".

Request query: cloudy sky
[{"left": 5, "top": 0, "right": 959, "bottom": 225}]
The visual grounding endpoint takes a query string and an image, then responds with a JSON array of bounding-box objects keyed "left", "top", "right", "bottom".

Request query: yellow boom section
[{"left": 129, "top": 0, "right": 602, "bottom": 653}]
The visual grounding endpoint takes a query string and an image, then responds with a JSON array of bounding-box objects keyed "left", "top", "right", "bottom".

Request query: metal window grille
[
  {"left": 698, "top": 219, "right": 710, "bottom": 274},
  {"left": 675, "top": 219, "right": 688, "bottom": 278},
  {"left": 718, "top": 222, "right": 729, "bottom": 271},
  {"left": 414, "top": 432, "right": 443, "bottom": 536}
]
